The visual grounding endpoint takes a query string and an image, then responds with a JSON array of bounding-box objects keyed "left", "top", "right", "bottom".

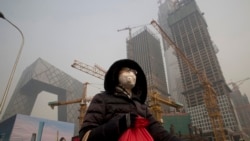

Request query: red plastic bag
[{"left": 119, "top": 116, "right": 154, "bottom": 141}]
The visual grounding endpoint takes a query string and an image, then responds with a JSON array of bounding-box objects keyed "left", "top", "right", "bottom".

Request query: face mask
[{"left": 118, "top": 70, "right": 136, "bottom": 90}]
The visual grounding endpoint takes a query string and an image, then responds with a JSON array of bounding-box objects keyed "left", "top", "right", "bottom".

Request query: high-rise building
[
  {"left": 158, "top": 0, "right": 239, "bottom": 136},
  {"left": 127, "top": 27, "right": 168, "bottom": 97},
  {"left": 2, "top": 58, "right": 83, "bottom": 135}
]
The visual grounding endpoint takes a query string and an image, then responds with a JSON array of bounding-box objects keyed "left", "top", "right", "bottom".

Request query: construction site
[
  {"left": 0, "top": 0, "right": 250, "bottom": 141},
  {"left": 1, "top": 19, "right": 250, "bottom": 140}
]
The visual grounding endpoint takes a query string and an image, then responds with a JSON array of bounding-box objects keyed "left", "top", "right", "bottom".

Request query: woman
[{"left": 79, "top": 59, "right": 182, "bottom": 141}]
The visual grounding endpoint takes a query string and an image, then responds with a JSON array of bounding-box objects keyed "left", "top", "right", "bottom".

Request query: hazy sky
[{"left": 0, "top": 0, "right": 250, "bottom": 119}]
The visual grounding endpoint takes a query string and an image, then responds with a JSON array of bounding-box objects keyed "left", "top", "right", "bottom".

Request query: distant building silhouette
[
  {"left": 230, "top": 89, "right": 250, "bottom": 137},
  {"left": 2, "top": 58, "right": 83, "bottom": 135}
]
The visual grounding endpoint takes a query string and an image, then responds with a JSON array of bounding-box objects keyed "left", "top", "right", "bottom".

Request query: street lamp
[{"left": 0, "top": 12, "right": 25, "bottom": 115}]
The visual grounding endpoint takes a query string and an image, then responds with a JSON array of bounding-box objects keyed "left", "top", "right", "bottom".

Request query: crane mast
[
  {"left": 150, "top": 92, "right": 183, "bottom": 110},
  {"left": 149, "top": 91, "right": 183, "bottom": 123},
  {"left": 48, "top": 82, "right": 91, "bottom": 128},
  {"left": 151, "top": 20, "right": 226, "bottom": 141},
  {"left": 48, "top": 59, "right": 106, "bottom": 128}
]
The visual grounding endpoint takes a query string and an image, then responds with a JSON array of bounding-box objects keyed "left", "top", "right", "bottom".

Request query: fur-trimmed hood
[{"left": 104, "top": 59, "right": 147, "bottom": 103}]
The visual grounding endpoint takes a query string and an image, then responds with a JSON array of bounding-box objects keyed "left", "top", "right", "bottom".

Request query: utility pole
[{"left": 0, "top": 12, "right": 25, "bottom": 115}]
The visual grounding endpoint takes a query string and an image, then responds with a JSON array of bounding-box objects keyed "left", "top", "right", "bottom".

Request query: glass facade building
[{"left": 2, "top": 58, "right": 83, "bottom": 135}]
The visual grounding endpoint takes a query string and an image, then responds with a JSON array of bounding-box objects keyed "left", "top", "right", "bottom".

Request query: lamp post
[{"left": 0, "top": 12, "right": 25, "bottom": 115}]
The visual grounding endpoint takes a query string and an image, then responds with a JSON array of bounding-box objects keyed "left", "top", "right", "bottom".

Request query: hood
[{"left": 104, "top": 59, "right": 147, "bottom": 103}]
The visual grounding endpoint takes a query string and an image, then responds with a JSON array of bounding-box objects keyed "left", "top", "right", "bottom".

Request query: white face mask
[{"left": 118, "top": 70, "right": 136, "bottom": 90}]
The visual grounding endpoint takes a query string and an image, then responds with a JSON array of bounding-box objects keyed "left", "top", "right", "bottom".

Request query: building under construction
[
  {"left": 126, "top": 27, "right": 168, "bottom": 97},
  {"left": 158, "top": 0, "right": 241, "bottom": 140}
]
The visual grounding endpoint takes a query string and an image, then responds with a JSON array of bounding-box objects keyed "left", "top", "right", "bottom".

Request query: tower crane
[
  {"left": 48, "top": 82, "right": 92, "bottom": 128},
  {"left": 151, "top": 20, "right": 226, "bottom": 141},
  {"left": 149, "top": 91, "right": 183, "bottom": 123},
  {"left": 228, "top": 77, "right": 250, "bottom": 91},
  {"left": 71, "top": 60, "right": 105, "bottom": 80},
  {"left": 117, "top": 24, "right": 148, "bottom": 39},
  {"left": 48, "top": 60, "right": 105, "bottom": 129}
]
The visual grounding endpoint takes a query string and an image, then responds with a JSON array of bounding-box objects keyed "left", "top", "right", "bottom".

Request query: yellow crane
[
  {"left": 48, "top": 82, "right": 92, "bottom": 128},
  {"left": 151, "top": 20, "right": 226, "bottom": 141},
  {"left": 71, "top": 60, "right": 105, "bottom": 80},
  {"left": 48, "top": 60, "right": 105, "bottom": 128},
  {"left": 149, "top": 91, "right": 183, "bottom": 123}
]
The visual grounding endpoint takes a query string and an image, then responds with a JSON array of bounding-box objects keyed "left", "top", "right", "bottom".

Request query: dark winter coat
[{"left": 79, "top": 59, "right": 181, "bottom": 141}]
